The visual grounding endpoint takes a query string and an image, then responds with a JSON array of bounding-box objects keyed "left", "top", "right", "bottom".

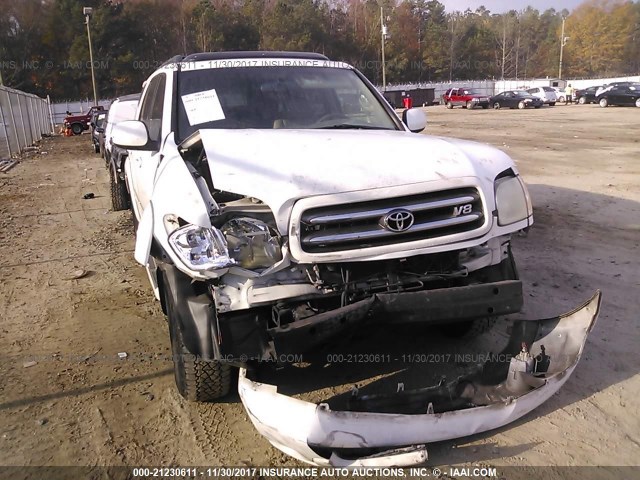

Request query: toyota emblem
[{"left": 381, "top": 209, "right": 415, "bottom": 232}]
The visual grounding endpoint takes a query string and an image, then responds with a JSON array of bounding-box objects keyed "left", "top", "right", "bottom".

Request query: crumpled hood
[{"left": 199, "top": 129, "right": 514, "bottom": 231}]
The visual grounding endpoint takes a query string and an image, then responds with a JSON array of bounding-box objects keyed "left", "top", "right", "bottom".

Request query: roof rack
[{"left": 176, "top": 51, "right": 329, "bottom": 63}]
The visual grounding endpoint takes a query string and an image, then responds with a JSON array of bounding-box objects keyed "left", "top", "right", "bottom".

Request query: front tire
[
  {"left": 166, "top": 283, "right": 232, "bottom": 402},
  {"left": 549, "top": 102, "right": 556, "bottom": 106},
  {"left": 518, "top": 101, "right": 526, "bottom": 109},
  {"left": 635, "top": 98, "right": 640, "bottom": 108},
  {"left": 466, "top": 101, "right": 474, "bottom": 110},
  {"left": 110, "top": 169, "right": 130, "bottom": 211},
  {"left": 599, "top": 97, "right": 609, "bottom": 108},
  {"left": 578, "top": 96, "right": 587, "bottom": 105},
  {"left": 71, "top": 123, "right": 83, "bottom": 135},
  {"left": 445, "top": 102, "right": 453, "bottom": 109},
  {"left": 493, "top": 102, "right": 501, "bottom": 110}
]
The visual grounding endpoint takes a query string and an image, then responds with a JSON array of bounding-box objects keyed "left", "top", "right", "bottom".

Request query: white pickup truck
[{"left": 113, "top": 52, "right": 599, "bottom": 466}]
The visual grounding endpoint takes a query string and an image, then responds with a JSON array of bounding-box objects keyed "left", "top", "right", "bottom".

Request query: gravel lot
[{"left": 0, "top": 104, "right": 638, "bottom": 475}]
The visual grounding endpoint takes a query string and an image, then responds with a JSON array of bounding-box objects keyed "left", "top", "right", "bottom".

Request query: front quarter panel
[{"left": 135, "top": 152, "right": 214, "bottom": 275}]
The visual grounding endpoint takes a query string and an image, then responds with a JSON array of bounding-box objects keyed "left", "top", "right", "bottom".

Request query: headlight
[
  {"left": 495, "top": 175, "right": 532, "bottom": 226},
  {"left": 168, "top": 224, "right": 233, "bottom": 271},
  {"left": 221, "top": 217, "right": 282, "bottom": 270}
]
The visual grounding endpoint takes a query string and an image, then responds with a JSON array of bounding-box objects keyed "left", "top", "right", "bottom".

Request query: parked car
[
  {"left": 596, "top": 82, "right": 637, "bottom": 98},
  {"left": 112, "top": 51, "right": 534, "bottom": 401},
  {"left": 109, "top": 51, "right": 601, "bottom": 468},
  {"left": 103, "top": 94, "right": 141, "bottom": 210},
  {"left": 442, "top": 88, "right": 491, "bottom": 109},
  {"left": 575, "top": 86, "right": 601, "bottom": 104},
  {"left": 526, "top": 86, "right": 557, "bottom": 106},
  {"left": 63, "top": 105, "right": 105, "bottom": 135},
  {"left": 490, "top": 91, "right": 544, "bottom": 109},
  {"left": 552, "top": 87, "right": 566, "bottom": 103},
  {"left": 90, "top": 110, "right": 107, "bottom": 154},
  {"left": 597, "top": 84, "right": 640, "bottom": 108}
]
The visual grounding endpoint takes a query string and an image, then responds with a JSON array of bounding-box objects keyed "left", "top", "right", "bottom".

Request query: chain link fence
[{"left": 0, "top": 85, "right": 54, "bottom": 159}]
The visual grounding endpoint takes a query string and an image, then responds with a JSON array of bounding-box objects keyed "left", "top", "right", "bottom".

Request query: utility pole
[
  {"left": 381, "top": 6, "right": 387, "bottom": 91},
  {"left": 559, "top": 17, "right": 570, "bottom": 79},
  {"left": 84, "top": 7, "right": 98, "bottom": 106}
]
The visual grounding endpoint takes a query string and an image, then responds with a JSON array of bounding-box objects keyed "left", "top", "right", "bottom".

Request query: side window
[{"left": 139, "top": 74, "right": 167, "bottom": 146}]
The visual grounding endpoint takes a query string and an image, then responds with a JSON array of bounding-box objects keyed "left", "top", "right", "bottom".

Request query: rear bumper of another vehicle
[{"left": 238, "top": 291, "right": 601, "bottom": 467}]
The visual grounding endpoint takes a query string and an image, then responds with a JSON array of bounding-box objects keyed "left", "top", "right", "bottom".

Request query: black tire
[
  {"left": 493, "top": 102, "right": 501, "bottom": 110},
  {"left": 635, "top": 98, "right": 640, "bottom": 108},
  {"left": 466, "top": 101, "right": 474, "bottom": 110},
  {"left": 599, "top": 97, "right": 609, "bottom": 108},
  {"left": 518, "top": 101, "right": 526, "bottom": 110},
  {"left": 110, "top": 169, "right": 130, "bottom": 211},
  {"left": 166, "top": 284, "right": 232, "bottom": 402},
  {"left": 440, "top": 316, "right": 498, "bottom": 338},
  {"left": 445, "top": 101, "right": 453, "bottom": 109},
  {"left": 549, "top": 102, "right": 556, "bottom": 106},
  {"left": 578, "top": 96, "right": 587, "bottom": 105},
  {"left": 71, "top": 123, "right": 83, "bottom": 135}
]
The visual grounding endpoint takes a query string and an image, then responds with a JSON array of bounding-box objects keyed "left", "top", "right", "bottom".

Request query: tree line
[{"left": 1, "top": 0, "right": 638, "bottom": 100}]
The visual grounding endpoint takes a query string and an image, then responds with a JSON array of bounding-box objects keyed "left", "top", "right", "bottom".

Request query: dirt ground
[{"left": 0, "top": 104, "right": 638, "bottom": 475}]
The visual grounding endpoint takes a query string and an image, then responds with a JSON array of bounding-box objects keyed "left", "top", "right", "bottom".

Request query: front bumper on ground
[{"left": 238, "top": 291, "right": 601, "bottom": 466}]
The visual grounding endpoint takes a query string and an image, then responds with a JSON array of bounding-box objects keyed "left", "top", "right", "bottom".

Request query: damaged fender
[
  {"left": 238, "top": 291, "right": 601, "bottom": 467},
  {"left": 134, "top": 153, "right": 216, "bottom": 271}
]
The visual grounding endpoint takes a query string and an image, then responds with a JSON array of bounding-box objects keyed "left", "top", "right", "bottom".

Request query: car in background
[
  {"left": 90, "top": 110, "right": 107, "bottom": 154},
  {"left": 597, "top": 84, "right": 640, "bottom": 108},
  {"left": 103, "top": 93, "right": 141, "bottom": 210},
  {"left": 490, "top": 91, "right": 544, "bottom": 109},
  {"left": 526, "top": 86, "right": 557, "bottom": 106},
  {"left": 552, "top": 87, "right": 567, "bottom": 103},
  {"left": 596, "top": 82, "right": 637, "bottom": 98},
  {"left": 575, "top": 86, "right": 601, "bottom": 104},
  {"left": 442, "top": 88, "right": 491, "bottom": 109},
  {"left": 63, "top": 105, "right": 105, "bottom": 135}
]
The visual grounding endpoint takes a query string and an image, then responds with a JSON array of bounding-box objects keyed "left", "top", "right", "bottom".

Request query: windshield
[
  {"left": 514, "top": 90, "right": 532, "bottom": 96},
  {"left": 464, "top": 90, "right": 481, "bottom": 95},
  {"left": 176, "top": 65, "right": 397, "bottom": 140}
]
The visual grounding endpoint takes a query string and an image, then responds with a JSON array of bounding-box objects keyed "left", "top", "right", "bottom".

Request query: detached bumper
[{"left": 238, "top": 291, "right": 601, "bottom": 466}]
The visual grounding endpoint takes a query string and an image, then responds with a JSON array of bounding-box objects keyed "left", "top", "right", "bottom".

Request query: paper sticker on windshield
[{"left": 181, "top": 89, "right": 225, "bottom": 126}]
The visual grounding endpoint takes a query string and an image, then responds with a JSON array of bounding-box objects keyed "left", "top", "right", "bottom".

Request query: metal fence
[{"left": 0, "top": 85, "right": 54, "bottom": 159}]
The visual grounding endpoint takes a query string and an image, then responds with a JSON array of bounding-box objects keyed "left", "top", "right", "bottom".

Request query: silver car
[{"left": 527, "top": 86, "right": 558, "bottom": 106}]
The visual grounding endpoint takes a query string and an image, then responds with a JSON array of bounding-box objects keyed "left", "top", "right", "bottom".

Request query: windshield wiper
[{"left": 318, "top": 123, "right": 392, "bottom": 130}]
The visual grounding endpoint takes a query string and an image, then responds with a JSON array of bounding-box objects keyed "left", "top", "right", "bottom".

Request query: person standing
[{"left": 565, "top": 84, "right": 574, "bottom": 104}]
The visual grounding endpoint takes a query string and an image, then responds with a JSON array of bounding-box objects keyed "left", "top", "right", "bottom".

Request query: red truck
[
  {"left": 63, "top": 105, "right": 105, "bottom": 135},
  {"left": 442, "top": 88, "right": 491, "bottom": 110}
]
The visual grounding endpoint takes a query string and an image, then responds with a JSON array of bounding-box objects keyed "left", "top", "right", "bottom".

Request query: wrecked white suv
[
  {"left": 112, "top": 51, "right": 535, "bottom": 400},
  {"left": 113, "top": 52, "right": 601, "bottom": 466}
]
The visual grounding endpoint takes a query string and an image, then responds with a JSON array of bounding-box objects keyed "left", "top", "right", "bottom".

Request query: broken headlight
[
  {"left": 221, "top": 217, "right": 282, "bottom": 270},
  {"left": 168, "top": 224, "right": 234, "bottom": 271},
  {"left": 495, "top": 174, "right": 532, "bottom": 226}
]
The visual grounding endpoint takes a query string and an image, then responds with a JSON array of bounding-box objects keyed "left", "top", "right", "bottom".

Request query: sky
[{"left": 441, "top": 0, "right": 585, "bottom": 13}]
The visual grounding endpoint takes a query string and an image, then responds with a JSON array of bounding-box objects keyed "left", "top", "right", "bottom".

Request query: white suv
[
  {"left": 108, "top": 51, "right": 604, "bottom": 468},
  {"left": 113, "top": 51, "right": 533, "bottom": 400},
  {"left": 527, "top": 86, "right": 557, "bottom": 106}
]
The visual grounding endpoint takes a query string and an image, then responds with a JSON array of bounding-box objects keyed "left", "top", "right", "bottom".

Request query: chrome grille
[{"left": 300, "top": 188, "right": 484, "bottom": 253}]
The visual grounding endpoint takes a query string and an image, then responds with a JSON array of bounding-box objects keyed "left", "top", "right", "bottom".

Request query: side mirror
[
  {"left": 96, "top": 127, "right": 105, "bottom": 134},
  {"left": 402, "top": 108, "right": 427, "bottom": 133},
  {"left": 112, "top": 120, "right": 155, "bottom": 150}
]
